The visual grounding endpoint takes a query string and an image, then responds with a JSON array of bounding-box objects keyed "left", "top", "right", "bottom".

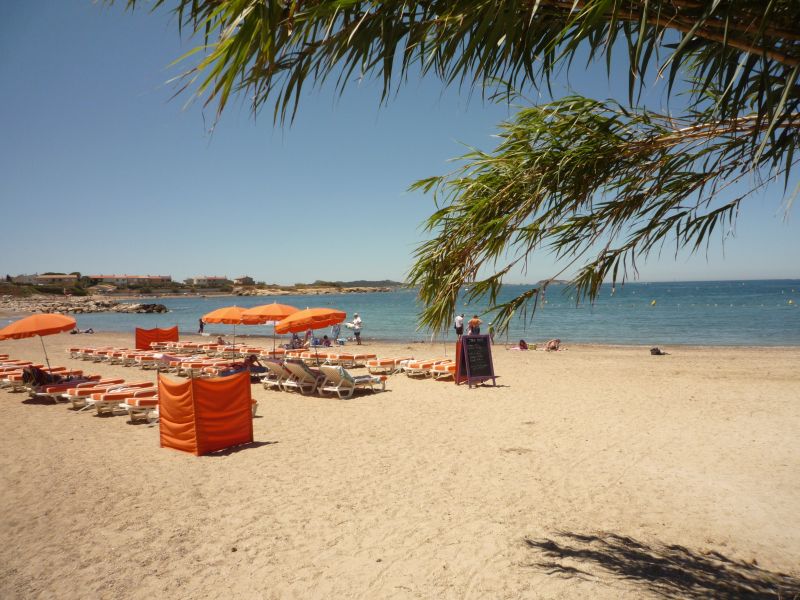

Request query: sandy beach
[{"left": 1, "top": 331, "right": 799, "bottom": 598}]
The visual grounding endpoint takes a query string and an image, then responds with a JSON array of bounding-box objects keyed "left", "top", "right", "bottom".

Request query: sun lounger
[
  {"left": 8, "top": 369, "right": 85, "bottom": 393},
  {"left": 89, "top": 387, "right": 157, "bottom": 416},
  {"left": 431, "top": 360, "right": 457, "bottom": 380},
  {"left": 282, "top": 359, "right": 325, "bottom": 395},
  {"left": 297, "top": 350, "right": 333, "bottom": 366},
  {"left": 120, "top": 395, "right": 160, "bottom": 423},
  {"left": 63, "top": 379, "right": 135, "bottom": 409},
  {"left": 0, "top": 362, "right": 39, "bottom": 375},
  {"left": 404, "top": 357, "right": 450, "bottom": 378},
  {"left": 261, "top": 348, "right": 298, "bottom": 360},
  {"left": 318, "top": 365, "right": 387, "bottom": 399},
  {"left": 261, "top": 360, "right": 291, "bottom": 391},
  {"left": 366, "top": 356, "right": 414, "bottom": 375},
  {"left": 2, "top": 366, "right": 74, "bottom": 391},
  {"left": 174, "top": 359, "right": 232, "bottom": 377},
  {"left": 90, "top": 348, "right": 125, "bottom": 362},
  {"left": 29, "top": 376, "right": 107, "bottom": 401}
]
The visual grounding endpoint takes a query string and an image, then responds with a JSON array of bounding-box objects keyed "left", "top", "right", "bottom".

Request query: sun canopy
[
  {"left": 202, "top": 306, "right": 248, "bottom": 324},
  {"left": 241, "top": 303, "right": 298, "bottom": 324},
  {"left": 274, "top": 308, "right": 346, "bottom": 334},
  {"left": 0, "top": 313, "right": 76, "bottom": 340}
]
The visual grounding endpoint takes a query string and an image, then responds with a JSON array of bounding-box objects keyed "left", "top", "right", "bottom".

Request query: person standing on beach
[
  {"left": 454, "top": 314, "right": 464, "bottom": 338},
  {"left": 468, "top": 315, "right": 482, "bottom": 335},
  {"left": 198, "top": 318, "right": 204, "bottom": 334},
  {"left": 353, "top": 313, "right": 363, "bottom": 345}
]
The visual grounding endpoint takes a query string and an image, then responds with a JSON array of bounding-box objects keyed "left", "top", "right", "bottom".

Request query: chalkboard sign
[{"left": 455, "top": 335, "right": 497, "bottom": 387}]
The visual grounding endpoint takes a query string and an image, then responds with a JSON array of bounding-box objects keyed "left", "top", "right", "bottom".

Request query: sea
[{"left": 37, "top": 279, "right": 800, "bottom": 347}]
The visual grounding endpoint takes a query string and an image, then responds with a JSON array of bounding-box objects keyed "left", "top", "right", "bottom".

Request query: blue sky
[{"left": 0, "top": 2, "right": 797, "bottom": 285}]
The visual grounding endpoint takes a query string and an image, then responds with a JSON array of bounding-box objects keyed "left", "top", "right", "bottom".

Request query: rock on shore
[{"left": 0, "top": 295, "right": 167, "bottom": 315}]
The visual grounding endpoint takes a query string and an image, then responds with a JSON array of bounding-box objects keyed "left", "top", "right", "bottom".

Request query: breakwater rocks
[{"left": 0, "top": 295, "right": 168, "bottom": 315}]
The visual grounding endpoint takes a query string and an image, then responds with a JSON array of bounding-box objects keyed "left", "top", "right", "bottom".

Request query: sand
[{"left": 1, "top": 332, "right": 799, "bottom": 599}]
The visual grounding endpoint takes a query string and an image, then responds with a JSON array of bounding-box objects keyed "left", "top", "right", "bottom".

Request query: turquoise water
[{"left": 34, "top": 280, "right": 800, "bottom": 346}]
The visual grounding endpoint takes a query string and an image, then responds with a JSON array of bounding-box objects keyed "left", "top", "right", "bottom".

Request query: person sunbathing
[
  {"left": 544, "top": 338, "right": 561, "bottom": 351},
  {"left": 244, "top": 354, "right": 267, "bottom": 374}
]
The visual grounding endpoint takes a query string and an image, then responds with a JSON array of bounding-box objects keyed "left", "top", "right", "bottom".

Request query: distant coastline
[{"left": 0, "top": 284, "right": 403, "bottom": 316}]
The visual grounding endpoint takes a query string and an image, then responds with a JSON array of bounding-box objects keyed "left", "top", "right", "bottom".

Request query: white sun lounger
[
  {"left": 282, "top": 359, "right": 325, "bottom": 395},
  {"left": 318, "top": 365, "right": 386, "bottom": 399}
]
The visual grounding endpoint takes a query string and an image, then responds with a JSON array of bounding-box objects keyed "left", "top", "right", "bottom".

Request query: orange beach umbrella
[
  {"left": 275, "top": 308, "right": 346, "bottom": 334},
  {"left": 241, "top": 303, "right": 300, "bottom": 351},
  {"left": 0, "top": 313, "right": 76, "bottom": 372},
  {"left": 201, "top": 306, "right": 248, "bottom": 325},
  {"left": 275, "top": 308, "right": 346, "bottom": 366},
  {"left": 241, "top": 303, "right": 299, "bottom": 324},
  {"left": 201, "top": 306, "right": 249, "bottom": 347}
]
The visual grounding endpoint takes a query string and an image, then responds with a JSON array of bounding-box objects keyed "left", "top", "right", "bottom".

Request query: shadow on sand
[
  {"left": 523, "top": 532, "right": 800, "bottom": 599},
  {"left": 204, "top": 440, "right": 279, "bottom": 456}
]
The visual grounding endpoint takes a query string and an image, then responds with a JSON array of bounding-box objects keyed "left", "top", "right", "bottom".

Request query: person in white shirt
[
  {"left": 352, "top": 313, "right": 363, "bottom": 345},
  {"left": 454, "top": 314, "right": 464, "bottom": 337}
]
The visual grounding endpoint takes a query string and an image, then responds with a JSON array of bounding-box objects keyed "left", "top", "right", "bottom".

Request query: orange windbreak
[
  {"left": 192, "top": 372, "right": 253, "bottom": 455},
  {"left": 158, "top": 375, "right": 197, "bottom": 454},
  {"left": 135, "top": 326, "right": 179, "bottom": 350},
  {"left": 158, "top": 371, "right": 253, "bottom": 456}
]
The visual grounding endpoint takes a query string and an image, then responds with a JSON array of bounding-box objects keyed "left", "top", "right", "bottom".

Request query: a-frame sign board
[{"left": 455, "top": 335, "right": 497, "bottom": 388}]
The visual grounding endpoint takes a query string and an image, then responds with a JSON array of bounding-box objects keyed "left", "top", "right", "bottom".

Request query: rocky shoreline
[
  {"left": 0, "top": 286, "right": 398, "bottom": 316},
  {"left": 0, "top": 295, "right": 168, "bottom": 315}
]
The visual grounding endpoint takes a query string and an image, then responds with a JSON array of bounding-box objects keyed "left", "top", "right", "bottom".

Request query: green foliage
[
  {"left": 110, "top": 0, "right": 800, "bottom": 333},
  {"left": 0, "top": 282, "right": 35, "bottom": 297},
  {"left": 409, "top": 94, "right": 798, "bottom": 332},
  {"left": 309, "top": 280, "right": 343, "bottom": 288}
]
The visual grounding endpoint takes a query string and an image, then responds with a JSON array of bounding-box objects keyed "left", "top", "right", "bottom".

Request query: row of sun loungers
[
  {"left": 0, "top": 356, "right": 161, "bottom": 423},
  {"left": 65, "top": 344, "right": 459, "bottom": 381},
  {"left": 261, "top": 359, "right": 387, "bottom": 399},
  {"left": 2, "top": 352, "right": 270, "bottom": 425}
]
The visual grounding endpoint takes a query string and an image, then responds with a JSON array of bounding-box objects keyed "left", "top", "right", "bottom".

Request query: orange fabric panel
[
  {"left": 158, "top": 372, "right": 252, "bottom": 456},
  {"left": 135, "top": 326, "right": 179, "bottom": 350},
  {"left": 192, "top": 372, "right": 253, "bottom": 455},
  {"left": 158, "top": 375, "right": 198, "bottom": 455}
]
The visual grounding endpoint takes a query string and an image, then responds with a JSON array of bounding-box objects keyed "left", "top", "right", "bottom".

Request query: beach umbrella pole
[{"left": 39, "top": 335, "right": 53, "bottom": 373}]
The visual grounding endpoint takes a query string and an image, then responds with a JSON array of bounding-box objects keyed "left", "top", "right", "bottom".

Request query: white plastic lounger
[
  {"left": 120, "top": 396, "right": 160, "bottom": 423},
  {"left": 282, "top": 360, "right": 325, "bottom": 395},
  {"left": 261, "top": 361, "right": 290, "bottom": 391},
  {"left": 319, "top": 365, "right": 386, "bottom": 399},
  {"left": 90, "top": 387, "right": 157, "bottom": 416},
  {"left": 431, "top": 361, "right": 457, "bottom": 380},
  {"left": 403, "top": 358, "right": 449, "bottom": 378},
  {"left": 366, "top": 356, "right": 414, "bottom": 375}
]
